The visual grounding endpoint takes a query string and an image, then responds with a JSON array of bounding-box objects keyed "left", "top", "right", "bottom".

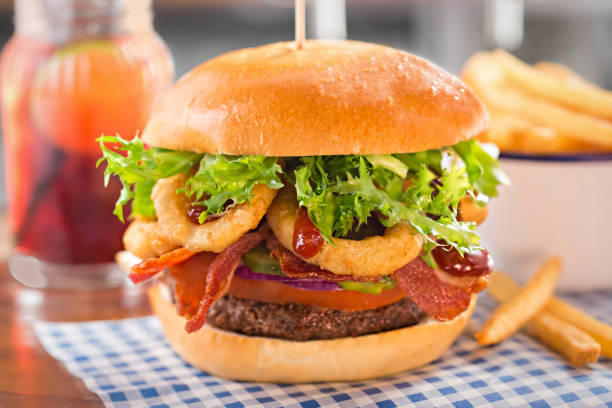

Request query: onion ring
[
  {"left": 123, "top": 219, "right": 180, "bottom": 259},
  {"left": 458, "top": 197, "right": 488, "bottom": 225},
  {"left": 152, "top": 174, "right": 277, "bottom": 253},
  {"left": 266, "top": 187, "right": 423, "bottom": 277}
]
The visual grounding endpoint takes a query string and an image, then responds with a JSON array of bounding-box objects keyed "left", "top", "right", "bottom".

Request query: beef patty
[{"left": 207, "top": 295, "right": 425, "bottom": 341}]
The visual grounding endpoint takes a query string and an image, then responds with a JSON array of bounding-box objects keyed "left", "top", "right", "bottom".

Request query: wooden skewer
[{"left": 295, "top": 0, "right": 305, "bottom": 49}]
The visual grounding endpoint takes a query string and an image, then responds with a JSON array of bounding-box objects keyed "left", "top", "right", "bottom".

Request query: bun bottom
[{"left": 149, "top": 285, "right": 476, "bottom": 383}]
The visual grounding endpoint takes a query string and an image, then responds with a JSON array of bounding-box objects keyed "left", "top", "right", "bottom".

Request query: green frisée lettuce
[
  {"left": 96, "top": 136, "right": 283, "bottom": 222},
  {"left": 453, "top": 140, "right": 510, "bottom": 204},
  {"left": 131, "top": 180, "right": 156, "bottom": 219},
  {"left": 98, "top": 135, "right": 507, "bottom": 256},
  {"left": 292, "top": 155, "right": 480, "bottom": 255},
  {"left": 396, "top": 149, "right": 443, "bottom": 174},
  {"left": 180, "top": 155, "right": 283, "bottom": 223},
  {"left": 97, "top": 135, "right": 201, "bottom": 221},
  {"left": 365, "top": 155, "right": 408, "bottom": 178}
]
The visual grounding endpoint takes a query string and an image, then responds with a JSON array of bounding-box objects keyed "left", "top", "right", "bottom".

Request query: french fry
[
  {"left": 475, "top": 257, "right": 560, "bottom": 345},
  {"left": 485, "top": 111, "right": 557, "bottom": 152},
  {"left": 483, "top": 110, "right": 603, "bottom": 153},
  {"left": 487, "top": 271, "right": 602, "bottom": 366},
  {"left": 479, "top": 108, "right": 545, "bottom": 150},
  {"left": 534, "top": 61, "right": 577, "bottom": 80},
  {"left": 523, "top": 312, "right": 602, "bottom": 367},
  {"left": 479, "top": 118, "right": 519, "bottom": 150},
  {"left": 486, "top": 268, "right": 521, "bottom": 299},
  {"left": 461, "top": 51, "right": 504, "bottom": 93},
  {"left": 515, "top": 127, "right": 602, "bottom": 154},
  {"left": 545, "top": 298, "right": 612, "bottom": 358},
  {"left": 492, "top": 49, "right": 612, "bottom": 120},
  {"left": 534, "top": 62, "right": 599, "bottom": 90},
  {"left": 477, "top": 84, "right": 612, "bottom": 148},
  {"left": 462, "top": 51, "right": 612, "bottom": 149}
]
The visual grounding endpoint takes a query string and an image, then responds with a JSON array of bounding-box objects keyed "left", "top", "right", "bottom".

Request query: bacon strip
[
  {"left": 169, "top": 252, "right": 218, "bottom": 317},
  {"left": 184, "top": 224, "right": 272, "bottom": 333},
  {"left": 266, "top": 235, "right": 382, "bottom": 283},
  {"left": 433, "top": 268, "right": 490, "bottom": 293},
  {"left": 129, "top": 248, "right": 196, "bottom": 284},
  {"left": 394, "top": 257, "right": 472, "bottom": 321}
]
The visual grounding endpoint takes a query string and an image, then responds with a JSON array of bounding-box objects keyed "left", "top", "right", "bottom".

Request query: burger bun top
[{"left": 143, "top": 40, "right": 488, "bottom": 156}]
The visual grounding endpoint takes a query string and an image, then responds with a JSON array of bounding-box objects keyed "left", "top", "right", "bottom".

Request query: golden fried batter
[
  {"left": 152, "top": 174, "right": 277, "bottom": 253},
  {"left": 459, "top": 197, "right": 488, "bottom": 225},
  {"left": 267, "top": 187, "right": 423, "bottom": 277},
  {"left": 123, "top": 220, "right": 180, "bottom": 259}
]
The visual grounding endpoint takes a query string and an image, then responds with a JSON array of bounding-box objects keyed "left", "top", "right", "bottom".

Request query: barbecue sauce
[
  {"left": 432, "top": 245, "right": 493, "bottom": 277},
  {"left": 187, "top": 205, "right": 206, "bottom": 224},
  {"left": 293, "top": 208, "right": 323, "bottom": 258}
]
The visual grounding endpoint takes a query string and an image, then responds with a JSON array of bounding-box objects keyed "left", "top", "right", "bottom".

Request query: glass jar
[{"left": 0, "top": 0, "right": 174, "bottom": 288}]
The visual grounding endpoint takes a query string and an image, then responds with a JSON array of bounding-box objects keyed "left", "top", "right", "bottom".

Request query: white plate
[{"left": 479, "top": 153, "right": 612, "bottom": 292}]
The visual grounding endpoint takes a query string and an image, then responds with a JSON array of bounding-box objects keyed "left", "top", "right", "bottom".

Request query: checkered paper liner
[{"left": 34, "top": 291, "right": 612, "bottom": 408}]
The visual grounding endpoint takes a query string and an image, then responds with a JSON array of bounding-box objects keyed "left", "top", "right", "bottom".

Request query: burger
[{"left": 98, "top": 40, "right": 508, "bottom": 383}]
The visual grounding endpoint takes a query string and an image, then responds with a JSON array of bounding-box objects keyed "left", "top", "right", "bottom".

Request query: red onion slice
[{"left": 234, "top": 265, "right": 340, "bottom": 291}]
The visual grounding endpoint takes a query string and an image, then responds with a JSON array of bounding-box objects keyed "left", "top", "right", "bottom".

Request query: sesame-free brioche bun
[
  {"left": 142, "top": 40, "right": 488, "bottom": 156},
  {"left": 148, "top": 284, "right": 477, "bottom": 383}
]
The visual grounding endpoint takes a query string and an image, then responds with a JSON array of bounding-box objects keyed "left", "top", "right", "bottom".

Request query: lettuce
[
  {"left": 131, "top": 179, "right": 156, "bottom": 219},
  {"left": 293, "top": 155, "right": 481, "bottom": 254},
  {"left": 180, "top": 154, "right": 284, "bottom": 223},
  {"left": 97, "top": 136, "right": 283, "bottom": 222},
  {"left": 98, "top": 135, "right": 507, "bottom": 256},
  {"left": 97, "top": 136, "right": 201, "bottom": 221},
  {"left": 453, "top": 140, "right": 510, "bottom": 203}
]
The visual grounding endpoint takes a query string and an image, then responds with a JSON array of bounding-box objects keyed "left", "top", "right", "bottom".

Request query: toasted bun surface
[
  {"left": 148, "top": 284, "right": 476, "bottom": 383},
  {"left": 143, "top": 40, "right": 488, "bottom": 156}
]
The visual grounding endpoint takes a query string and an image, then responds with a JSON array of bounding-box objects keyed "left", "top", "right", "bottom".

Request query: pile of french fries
[
  {"left": 474, "top": 257, "right": 612, "bottom": 366},
  {"left": 461, "top": 50, "right": 612, "bottom": 153}
]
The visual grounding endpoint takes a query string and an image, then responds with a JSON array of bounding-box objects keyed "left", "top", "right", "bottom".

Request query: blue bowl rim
[{"left": 500, "top": 152, "right": 612, "bottom": 162}]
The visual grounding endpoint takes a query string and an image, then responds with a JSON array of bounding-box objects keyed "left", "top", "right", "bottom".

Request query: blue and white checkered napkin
[{"left": 35, "top": 291, "right": 612, "bottom": 408}]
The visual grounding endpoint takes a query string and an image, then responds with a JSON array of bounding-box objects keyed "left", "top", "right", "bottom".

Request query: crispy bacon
[
  {"left": 184, "top": 224, "right": 272, "bottom": 333},
  {"left": 433, "top": 268, "right": 490, "bottom": 293},
  {"left": 129, "top": 248, "right": 195, "bottom": 284},
  {"left": 267, "top": 235, "right": 382, "bottom": 283},
  {"left": 394, "top": 257, "right": 473, "bottom": 321},
  {"left": 169, "top": 252, "right": 218, "bottom": 317}
]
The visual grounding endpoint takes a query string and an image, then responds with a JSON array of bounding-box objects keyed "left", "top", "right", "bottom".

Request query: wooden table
[{"left": 0, "top": 263, "right": 152, "bottom": 407}]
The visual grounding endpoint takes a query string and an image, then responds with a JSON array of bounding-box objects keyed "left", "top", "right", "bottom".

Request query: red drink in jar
[{"left": 0, "top": 0, "right": 173, "bottom": 288}]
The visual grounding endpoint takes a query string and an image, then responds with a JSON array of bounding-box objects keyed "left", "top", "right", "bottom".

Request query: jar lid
[{"left": 15, "top": 0, "right": 153, "bottom": 43}]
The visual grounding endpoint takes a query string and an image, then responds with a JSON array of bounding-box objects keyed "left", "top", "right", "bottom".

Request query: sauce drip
[
  {"left": 187, "top": 204, "right": 206, "bottom": 224},
  {"left": 293, "top": 208, "right": 324, "bottom": 258},
  {"left": 432, "top": 245, "right": 493, "bottom": 277},
  {"left": 188, "top": 199, "right": 235, "bottom": 225}
]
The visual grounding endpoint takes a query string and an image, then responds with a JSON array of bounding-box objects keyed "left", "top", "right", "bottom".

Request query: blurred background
[
  {"left": 0, "top": 0, "right": 611, "bottom": 207},
  {"left": 1, "top": 0, "right": 609, "bottom": 80}
]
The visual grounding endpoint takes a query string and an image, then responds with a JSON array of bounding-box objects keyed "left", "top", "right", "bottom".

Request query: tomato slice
[
  {"left": 169, "top": 253, "right": 407, "bottom": 312},
  {"left": 169, "top": 252, "right": 217, "bottom": 316},
  {"left": 228, "top": 276, "right": 406, "bottom": 311}
]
